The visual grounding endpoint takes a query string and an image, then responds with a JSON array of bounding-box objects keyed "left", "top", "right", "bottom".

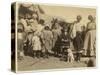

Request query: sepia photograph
[{"left": 11, "top": 2, "right": 96, "bottom": 72}]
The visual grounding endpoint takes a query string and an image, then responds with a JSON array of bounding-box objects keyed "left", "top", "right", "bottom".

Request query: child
[
  {"left": 31, "top": 32, "right": 42, "bottom": 58},
  {"left": 60, "top": 29, "right": 73, "bottom": 62}
]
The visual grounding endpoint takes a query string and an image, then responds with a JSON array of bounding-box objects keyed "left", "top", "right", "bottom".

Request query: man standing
[
  {"left": 70, "top": 15, "right": 83, "bottom": 39},
  {"left": 70, "top": 15, "right": 84, "bottom": 61}
]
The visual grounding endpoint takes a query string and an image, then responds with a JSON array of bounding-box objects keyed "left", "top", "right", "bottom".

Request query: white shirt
[{"left": 71, "top": 22, "right": 82, "bottom": 38}]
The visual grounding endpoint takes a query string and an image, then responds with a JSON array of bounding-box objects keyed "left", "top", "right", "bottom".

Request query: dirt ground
[{"left": 17, "top": 56, "right": 90, "bottom": 71}]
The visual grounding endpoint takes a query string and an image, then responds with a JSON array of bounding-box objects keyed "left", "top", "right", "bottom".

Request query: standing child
[
  {"left": 31, "top": 32, "right": 42, "bottom": 58},
  {"left": 60, "top": 29, "right": 74, "bottom": 62}
]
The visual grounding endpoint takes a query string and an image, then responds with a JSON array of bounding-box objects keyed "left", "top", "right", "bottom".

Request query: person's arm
[
  {"left": 50, "top": 31, "right": 53, "bottom": 40},
  {"left": 40, "top": 31, "right": 44, "bottom": 45},
  {"left": 80, "top": 36, "right": 84, "bottom": 49},
  {"left": 87, "top": 22, "right": 90, "bottom": 30},
  {"left": 70, "top": 21, "right": 77, "bottom": 39}
]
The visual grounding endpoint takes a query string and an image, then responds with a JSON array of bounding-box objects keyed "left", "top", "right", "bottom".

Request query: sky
[{"left": 40, "top": 4, "right": 96, "bottom": 26}]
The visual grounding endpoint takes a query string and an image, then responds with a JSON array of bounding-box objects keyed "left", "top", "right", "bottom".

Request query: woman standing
[
  {"left": 52, "top": 22, "right": 61, "bottom": 57},
  {"left": 40, "top": 25, "right": 53, "bottom": 58},
  {"left": 83, "top": 15, "right": 96, "bottom": 57}
]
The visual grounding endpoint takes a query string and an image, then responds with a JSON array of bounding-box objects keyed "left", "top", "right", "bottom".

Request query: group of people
[{"left": 17, "top": 11, "right": 96, "bottom": 64}]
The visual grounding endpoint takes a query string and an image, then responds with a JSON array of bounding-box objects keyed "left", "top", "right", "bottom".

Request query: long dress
[
  {"left": 17, "top": 23, "right": 25, "bottom": 51},
  {"left": 17, "top": 32, "right": 24, "bottom": 51},
  {"left": 52, "top": 29, "right": 61, "bottom": 48},
  {"left": 17, "top": 32, "right": 24, "bottom": 57},
  {"left": 32, "top": 35, "right": 41, "bottom": 51},
  {"left": 52, "top": 29, "right": 61, "bottom": 55},
  {"left": 41, "top": 30, "right": 53, "bottom": 53},
  {"left": 61, "top": 33, "right": 70, "bottom": 48},
  {"left": 83, "top": 22, "right": 96, "bottom": 56}
]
